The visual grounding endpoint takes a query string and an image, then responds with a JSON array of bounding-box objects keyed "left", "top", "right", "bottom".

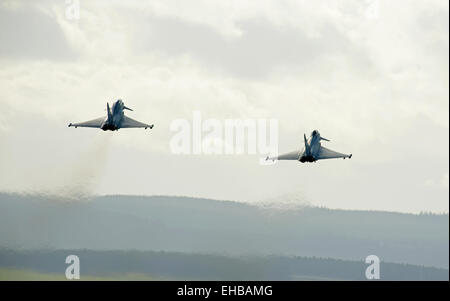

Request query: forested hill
[
  {"left": 0, "top": 249, "right": 447, "bottom": 281},
  {"left": 0, "top": 193, "right": 448, "bottom": 268}
]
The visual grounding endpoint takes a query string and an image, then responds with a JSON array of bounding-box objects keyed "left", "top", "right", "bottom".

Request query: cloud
[
  {"left": 0, "top": 3, "right": 76, "bottom": 60},
  {"left": 428, "top": 173, "right": 450, "bottom": 190},
  {"left": 0, "top": 0, "right": 448, "bottom": 213},
  {"left": 135, "top": 15, "right": 373, "bottom": 79},
  {"left": 441, "top": 173, "right": 449, "bottom": 190}
]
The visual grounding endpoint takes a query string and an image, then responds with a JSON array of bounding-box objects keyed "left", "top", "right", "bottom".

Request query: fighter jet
[
  {"left": 68, "top": 99, "right": 154, "bottom": 131},
  {"left": 266, "top": 130, "right": 352, "bottom": 163}
]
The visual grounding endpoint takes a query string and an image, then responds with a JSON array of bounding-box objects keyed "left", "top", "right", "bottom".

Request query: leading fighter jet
[
  {"left": 266, "top": 130, "right": 352, "bottom": 163},
  {"left": 68, "top": 99, "right": 154, "bottom": 131}
]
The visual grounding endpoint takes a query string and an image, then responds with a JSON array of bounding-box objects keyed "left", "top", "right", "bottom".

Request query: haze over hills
[{"left": 0, "top": 193, "right": 448, "bottom": 269}]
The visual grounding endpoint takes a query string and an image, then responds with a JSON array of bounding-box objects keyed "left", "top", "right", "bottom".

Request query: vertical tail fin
[
  {"left": 304, "top": 133, "right": 310, "bottom": 155},
  {"left": 106, "top": 102, "right": 112, "bottom": 122}
]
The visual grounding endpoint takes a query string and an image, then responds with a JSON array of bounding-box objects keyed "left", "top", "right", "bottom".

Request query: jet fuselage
[
  {"left": 101, "top": 99, "right": 128, "bottom": 131},
  {"left": 299, "top": 130, "right": 323, "bottom": 162}
]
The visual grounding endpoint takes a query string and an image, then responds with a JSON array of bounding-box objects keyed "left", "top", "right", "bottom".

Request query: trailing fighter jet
[
  {"left": 266, "top": 130, "right": 352, "bottom": 163},
  {"left": 68, "top": 99, "right": 154, "bottom": 131}
]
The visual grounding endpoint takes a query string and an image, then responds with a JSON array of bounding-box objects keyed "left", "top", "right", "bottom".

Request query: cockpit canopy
[
  {"left": 112, "top": 99, "right": 124, "bottom": 114},
  {"left": 312, "top": 130, "right": 319, "bottom": 136}
]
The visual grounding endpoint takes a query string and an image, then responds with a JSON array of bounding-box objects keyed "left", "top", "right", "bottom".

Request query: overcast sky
[{"left": 0, "top": 0, "right": 448, "bottom": 213}]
